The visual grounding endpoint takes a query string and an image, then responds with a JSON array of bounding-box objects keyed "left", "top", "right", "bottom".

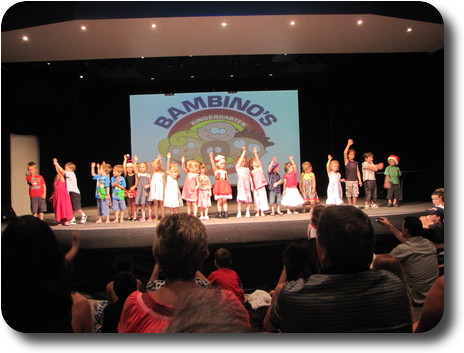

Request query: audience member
[
  {"left": 264, "top": 205, "right": 412, "bottom": 332},
  {"left": 414, "top": 275, "right": 444, "bottom": 333},
  {"left": 1, "top": 215, "right": 92, "bottom": 332},
  {"left": 207, "top": 248, "right": 245, "bottom": 303},
  {"left": 378, "top": 216, "right": 439, "bottom": 306},
  {"left": 421, "top": 207, "right": 444, "bottom": 247},
  {"left": 106, "top": 254, "right": 144, "bottom": 304},
  {"left": 118, "top": 213, "right": 217, "bottom": 333},
  {"left": 307, "top": 204, "right": 325, "bottom": 273},
  {"left": 164, "top": 287, "right": 252, "bottom": 333}
]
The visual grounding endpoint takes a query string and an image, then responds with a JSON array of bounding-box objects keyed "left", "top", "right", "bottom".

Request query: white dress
[
  {"left": 164, "top": 174, "right": 181, "bottom": 208},
  {"left": 149, "top": 172, "right": 164, "bottom": 201},
  {"left": 326, "top": 172, "right": 343, "bottom": 205}
]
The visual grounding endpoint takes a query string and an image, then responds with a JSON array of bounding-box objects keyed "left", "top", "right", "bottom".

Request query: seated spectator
[
  {"left": 106, "top": 254, "right": 144, "bottom": 303},
  {"left": 307, "top": 204, "right": 325, "bottom": 273},
  {"left": 264, "top": 205, "right": 412, "bottom": 332},
  {"left": 207, "top": 248, "right": 245, "bottom": 303},
  {"left": 164, "top": 287, "right": 252, "bottom": 333},
  {"left": 378, "top": 216, "right": 439, "bottom": 306},
  {"left": 101, "top": 271, "right": 137, "bottom": 333},
  {"left": 1, "top": 215, "right": 92, "bottom": 332},
  {"left": 431, "top": 188, "right": 444, "bottom": 209},
  {"left": 414, "top": 275, "right": 444, "bottom": 332},
  {"left": 118, "top": 213, "right": 225, "bottom": 333},
  {"left": 421, "top": 207, "right": 444, "bottom": 247}
]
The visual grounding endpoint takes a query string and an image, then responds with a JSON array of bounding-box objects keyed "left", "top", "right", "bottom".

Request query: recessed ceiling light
[
  {"left": 22, "top": 35, "right": 29, "bottom": 42},
  {"left": 357, "top": 20, "right": 363, "bottom": 25},
  {"left": 151, "top": 24, "right": 157, "bottom": 29},
  {"left": 407, "top": 27, "right": 413, "bottom": 32},
  {"left": 190, "top": 75, "right": 195, "bottom": 79},
  {"left": 221, "top": 22, "right": 227, "bottom": 27},
  {"left": 290, "top": 21, "right": 296, "bottom": 26},
  {"left": 150, "top": 77, "right": 155, "bottom": 80},
  {"left": 79, "top": 75, "right": 84, "bottom": 79},
  {"left": 80, "top": 25, "right": 87, "bottom": 31}
]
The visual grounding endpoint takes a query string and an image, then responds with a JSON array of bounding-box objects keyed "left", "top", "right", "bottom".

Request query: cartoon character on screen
[
  {"left": 181, "top": 157, "right": 200, "bottom": 216},
  {"left": 209, "top": 152, "right": 233, "bottom": 218},
  {"left": 299, "top": 161, "right": 319, "bottom": 213},
  {"left": 235, "top": 146, "right": 253, "bottom": 218},
  {"left": 158, "top": 130, "right": 202, "bottom": 165},
  {"left": 123, "top": 155, "right": 138, "bottom": 221},
  {"left": 326, "top": 155, "right": 344, "bottom": 206},
  {"left": 249, "top": 146, "right": 269, "bottom": 217},
  {"left": 196, "top": 162, "right": 212, "bottom": 220},
  {"left": 281, "top": 156, "right": 305, "bottom": 214},
  {"left": 164, "top": 152, "right": 182, "bottom": 215},
  {"left": 133, "top": 155, "right": 151, "bottom": 221},
  {"left": 148, "top": 155, "right": 165, "bottom": 221}
]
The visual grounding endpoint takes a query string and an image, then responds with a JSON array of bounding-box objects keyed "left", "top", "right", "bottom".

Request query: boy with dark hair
[
  {"left": 25, "top": 161, "right": 47, "bottom": 220},
  {"left": 361, "top": 152, "right": 384, "bottom": 209}
]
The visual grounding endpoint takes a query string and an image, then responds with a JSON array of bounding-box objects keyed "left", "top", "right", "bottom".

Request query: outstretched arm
[
  {"left": 237, "top": 146, "right": 247, "bottom": 167},
  {"left": 268, "top": 156, "right": 277, "bottom": 173},
  {"left": 181, "top": 156, "right": 188, "bottom": 174},
  {"left": 53, "top": 158, "right": 66, "bottom": 176},
  {"left": 344, "top": 139, "right": 354, "bottom": 165},
  {"left": 253, "top": 146, "right": 263, "bottom": 169},
  {"left": 91, "top": 162, "right": 96, "bottom": 177},
  {"left": 209, "top": 152, "right": 218, "bottom": 172},
  {"left": 378, "top": 217, "right": 407, "bottom": 243},
  {"left": 326, "top": 155, "right": 332, "bottom": 176},
  {"left": 65, "top": 231, "right": 81, "bottom": 263}
]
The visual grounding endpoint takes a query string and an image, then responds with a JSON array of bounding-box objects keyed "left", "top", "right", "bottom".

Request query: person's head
[
  {"left": 347, "top": 149, "right": 356, "bottom": 161},
  {"left": 310, "top": 205, "right": 326, "bottom": 228},
  {"left": 284, "top": 161, "right": 294, "bottom": 173},
  {"left": 387, "top": 155, "right": 399, "bottom": 167},
  {"left": 100, "top": 163, "right": 112, "bottom": 176},
  {"left": 425, "top": 207, "right": 444, "bottom": 223},
  {"left": 151, "top": 159, "right": 163, "bottom": 172},
  {"left": 329, "top": 159, "right": 340, "bottom": 172},
  {"left": 187, "top": 159, "right": 200, "bottom": 173},
  {"left": 138, "top": 161, "right": 149, "bottom": 173},
  {"left": 316, "top": 205, "right": 374, "bottom": 273},
  {"left": 270, "top": 161, "right": 280, "bottom": 173},
  {"left": 237, "top": 154, "right": 247, "bottom": 167},
  {"left": 282, "top": 239, "right": 313, "bottom": 281},
  {"left": 27, "top": 161, "right": 37, "bottom": 175},
  {"left": 113, "top": 271, "right": 137, "bottom": 303},
  {"left": 199, "top": 162, "right": 207, "bottom": 175},
  {"left": 302, "top": 161, "right": 312, "bottom": 173},
  {"left": 402, "top": 216, "right": 423, "bottom": 238},
  {"left": 64, "top": 162, "right": 76, "bottom": 172},
  {"left": 363, "top": 152, "right": 374, "bottom": 162},
  {"left": 214, "top": 248, "right": 232, "bottom": 268},
  {"left": 113, "top": 254, "right": 135, "bottom": 273},
  {"left": 153, "top": 213, "right": 209, "bottom": 281},
  {"left": 112, "top": 164, "right": 124, "bottom": 177},
  {"left": 431, "top": 190, "right": 444, "bottom": 207},
  {"left": 248, "top": 158, "right": 259, "bottom": 170},
  {"left": 164, "top": 287, "right": 253, "bottom": 333},
  {"left": 169, "top": 162, "right": 180, "bottom": 178}
]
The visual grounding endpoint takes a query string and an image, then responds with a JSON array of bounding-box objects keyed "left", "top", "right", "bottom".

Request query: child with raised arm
[
  {"left": 343, "top": 139, "right": 362, "bottom": 207},
  {"left": 25, "top": 161, "right": 47, "bottom": 220},
  {"left": 123, "top": 155, "right": 138, "bottom": 221},
  {"left": 326, "top": 155, "right": 344, "bottom": 205},
  {"left": 299, "top": 161, "right": 319, "bottom": 213},
  {"left": 53, "top": 158, "right": 87, "bottom": 224},
  {"left": 209, "top": 152, "right": 233, "bottom": 218},
  {"left": 281, "top": 156, "right": 305, "bottom": 214},
  {"left": 384, "top": 155, "right": 402, "bottom": 207},
  {"left": 91, "top": 161, "right": 112, "bottom": 224},
  {"left": 182, "top": 156, "right": 200, "bottom": 216},
  {"left": 249, "top": 146, "right": 269, "bottom": 217},
  {"left": 50, "top": 161, "right": 74, "bottom": 226},
  {"left": 133, "top": 155, "right": 151, "bottom": 221},
  {"left": 111, "top": 164, "right": 127, "bottom": 223},
  {"left": 235, "top": 146, "right": 253, "bottom": 218},
  {"left": 148, "top": 155, "right": 165, "bottom": 221},
  {"left": 196, "top": 162, "right": 212, "bottom": 220},
  {"left": 268, "top": 156, "right": 283, "bottom": 216},
  {"left": 164, "top": 153, "right": 182, "bottom": 214},
  {"left": 361, "top": 152, "right": 384, "bottom": 209}
]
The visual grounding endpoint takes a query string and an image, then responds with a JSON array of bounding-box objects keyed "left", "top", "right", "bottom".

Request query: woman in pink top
[
  {"left": 249, "top": 146, "right": 269, "bottom": 217},
  {"left": 281, "top": 156, "right": 305, "bottom": 214}
]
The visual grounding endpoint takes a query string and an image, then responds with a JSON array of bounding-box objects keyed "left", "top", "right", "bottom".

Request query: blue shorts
[
  {"left": 97, "top": 199, "right": 110, "bottom": 216},
  {"left": 269, "top": 190, "right": 282, "bottom": 205},
  {"left": 112, "top": 199, "right": 127, "bottom": 211}
]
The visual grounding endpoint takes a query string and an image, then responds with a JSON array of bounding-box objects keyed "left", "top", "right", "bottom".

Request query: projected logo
[{"left": 158, "top": 108, "right": 274, "bottom": 176}]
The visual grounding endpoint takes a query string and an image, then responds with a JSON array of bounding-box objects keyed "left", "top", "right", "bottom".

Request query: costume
[
  {"left": 164, "top": 174, "right": 182, "bottom": 208},
  {"left": 111, "top": 175, "right": 127, "bottom": 211},
  {"left": 281, "top": 171, "right": 304, "bottom": 208},
  {"left": 207, "top": 267, "right": 245, "bottom": 303},
  {"left": 135, "top": 172, "right": 150, "bottom": 205},
  {"left": 124, "top": 173, "right": 137, "bottom": 199},
  {"left": 301, "top": 172, "right": 319, "bottom": 203},
  {"left": 182, "top": 172, "right": 198, "bottom": 202},
  {"left": 236, "top": 165, "right": 253, "bottom": 203},
  {"left": 326, "top": 172, "right": 343, "bottom": 205},
  {"left": 212, "top": 169, "right": 232, "bottom": 200},
  {"left": 26, "top": 174, "right": 47, "bottom": 213},
  {"left": 93, "top": 174, "right": 110, "bottom": 216},
  {"left": 390, "top": 236, "right": 438, "bottom": 305},
  {"left": 197, "top": 174, "right": 212, "bottom": 208},
  {"left": 149, "top": 172, "right": 164, "bottom": 201},
  {"left": 52, "top": 177, "right": 74, "bottom": 223},
  {"left": 270, "top": 270, "right": 412, "bottom": 332},
  {"left": 251, "top": 169, "right": 269, "bottom": 211}
]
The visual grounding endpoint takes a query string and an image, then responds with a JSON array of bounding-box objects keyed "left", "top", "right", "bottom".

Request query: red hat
[
  {"left": 126, "top": 154, "right": 134, "bottom": 167},
  {"left": 387, "top": 155, "right": 399, "bottom": 165}
]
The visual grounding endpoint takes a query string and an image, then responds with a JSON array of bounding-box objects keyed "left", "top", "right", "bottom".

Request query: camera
[{"left": 374, "top": 218, "right": 382, "bottom": 223}]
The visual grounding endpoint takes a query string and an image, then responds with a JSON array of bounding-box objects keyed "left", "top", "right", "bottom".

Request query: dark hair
[
  {"left": 311, "top": 204, "right": 326, "bottom": 227},
  {"left": 113, "top": 271, "right": 137, "bottom": 302},
  {"left": 283, "top": 239, "right": 313, "bottom": 281},
  {"left": 27, "top": 161, "right": 36, "bottom": 167},
  {"left": 403, "top": 217, "right": 423, "bottom": 237},
  {"left": 1, "top": 216, "right": 72, "bottom": 332},
  {"left": 153, "top": 213, "right": 209, "bottom": 281},
  {"left": 214, "top": 248, "right": 232, "bottom": 268},
  {"left": 113, "top": 255, "right": 135, "bottom": 272},
  {"left": 432, "top": 190, "right": 444, "bottom": 202},
  {"left": 317, "top": 205, "right": 374, "bottom": 273},
  {"left": 363, "top": 152, "right": 374, "bottom": 159}
]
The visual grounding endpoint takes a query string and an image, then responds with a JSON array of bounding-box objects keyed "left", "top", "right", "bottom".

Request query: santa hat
[
  {"left": 126, "top": 154, "right": 134, "bottom": 167},
  {"left": 387, "top": 155, "right": 399, "bottom": 165},
  {"left": 214, "top": 155, "right": 226, "bottom": 166}
]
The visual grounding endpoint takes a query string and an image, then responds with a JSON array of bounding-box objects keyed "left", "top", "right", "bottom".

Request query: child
[
  {"left": 148, "top": 155, "right": 165, "bottom": 221},
  {"left": 123, "top": 155, "right": 138, "bottom": 221},
  {"left": 431, "top": 188, "right": 444, "bottom": 209},
  {"left": 164, "top": 153, "right": 182, "bottom": 214},
  {"left": 249, "top": 146, "right": 269, "bottom": 217},
  {"left": 50, "top": 169, "right": 74, "bottom": 226},
  {"left": 181, "top": 156, "right": 200, "bottom": 216},
  {"left": 91, "top": 161, "right": 112, "bottom": 224},
  {"left": 111, "top": 164, "right": 127, "bottom": 223},
  {"left": 299, "top": 161, "right": 319, "bottom": 213},
  {"left": 196, "top": 162, "right": 212, "bottom": 220},
  {"left": 343, "top": 139, "right": 362, "bottom": 207},
  {"left": 209, "top": 152, "right": 233, "bottom": 218},
  {"left": 133, "top": 155, "right": 151, "bottom": 221},
  {"left": 361, "top": 152, "right": 384, "bottom": 209},
  {"left": 281, "top": 156, "right": 305, "bottom": 214},
  {"left": 384, "top": 155, "right": 402, "bottom": 207},
  {"left": 268, "top": 156, "right": 283, "bottom": 216},
  {"left": 53, "top": 159, "right": 87, "bottom": 224},
  {"left": 25, "top": 161, "right": 47, "bottom": 220},
  {"left": 235, "top": 146, "right": 253, "bottom": 218},
  {"left": 207, "top": 248, "right": 245, "bottom": 303},
  {"left": 326, "top": 155, "right": 344, "bottom": 205}
]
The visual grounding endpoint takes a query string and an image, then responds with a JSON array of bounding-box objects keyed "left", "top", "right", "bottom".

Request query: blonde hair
[
  {"left": 187, "top": 160, "right": 200, "bottom": 174},
  {"left": 138, "top": 162, "right": 149, "bottom": 172},
  {"left": 151, "top": 159, "right": 164, "bottom": 172},
  {"left": 284, "top": 161, "right": 293, "bottom": 173},
  {"left": 101, "top": 163, "right": 112, "bottom": 175},
  {"left": 169, "top": 162, "right": 180, "bottom": 179},
  {"left": 113, "top": 164, "right": 124, "bottom": 174},
  {"left": 302, "top": 161, "right": 312, "bottom": 171},
  {"left": 65, "top": 162, "right": 76, "bottom": 171},
  {"left": 329, "top": 160, "right": 340, "bottom": 170}
]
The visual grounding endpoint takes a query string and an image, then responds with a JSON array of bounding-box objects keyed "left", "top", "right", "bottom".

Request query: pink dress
[
  {"left": 236, "top": 165, "right": 253, "bottom": 203},
  {"left": 182, "top": 172, "right": 198, "bottom": 202},
  {"left": 53, "top": 177, "right": 74, "bottom": 223}
]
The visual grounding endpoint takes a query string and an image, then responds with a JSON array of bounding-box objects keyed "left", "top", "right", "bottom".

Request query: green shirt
[{"left": 384, "top": 166, "right": 402, "bottom": 184}]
